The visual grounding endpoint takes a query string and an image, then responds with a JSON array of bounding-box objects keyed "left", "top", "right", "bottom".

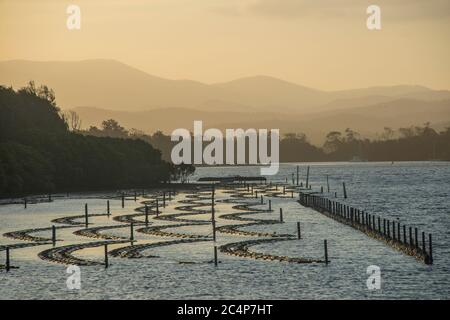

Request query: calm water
[{"left": 0, "top": 162, "right": 449, "bottom": 299}]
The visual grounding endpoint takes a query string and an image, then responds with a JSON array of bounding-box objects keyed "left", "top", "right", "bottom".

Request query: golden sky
[{"left": 1, "top": 0, "right": 449, "bottom": 90}]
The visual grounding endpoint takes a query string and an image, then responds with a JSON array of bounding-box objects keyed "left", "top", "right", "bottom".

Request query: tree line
[
  {"left": 82, "top": 119, "right": 450, "bottom": 163},
  {"left": 0, "top": 83, "right": 192, "bottom": 197}
]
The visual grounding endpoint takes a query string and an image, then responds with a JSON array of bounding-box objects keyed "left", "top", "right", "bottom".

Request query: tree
[
  {"left": 62, "top": 110, "right": 82, "bottom": 131},
  {"left": 323, "top": 131, "right": 342, "bottom": 153}
]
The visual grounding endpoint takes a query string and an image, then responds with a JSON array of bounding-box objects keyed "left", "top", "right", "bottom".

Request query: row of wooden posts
[
  {"left": 209, "top": 184, "right": 329, "bottom": 266},
  {"left": 298, "top": 192, "right": 433, "bottom": 265}
]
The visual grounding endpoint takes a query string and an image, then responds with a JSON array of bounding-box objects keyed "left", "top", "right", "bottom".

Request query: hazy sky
[{"left": 1, "top": 0, "right": 449, "bottom": 90}]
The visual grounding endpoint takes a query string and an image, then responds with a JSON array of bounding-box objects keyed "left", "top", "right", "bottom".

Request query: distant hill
[
  {"left": 74, "top": 98, "right": 450, "bottom": 144},
  {"left": 2, "top": 59, "right": 450, "bottom": 143},
  {"left": 2, "top": 59, "right": 450, "bottom": 114}
]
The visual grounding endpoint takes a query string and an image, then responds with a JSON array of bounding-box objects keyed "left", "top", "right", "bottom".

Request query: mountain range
[{"left": 1, "top": 59, "right": 449, "bottom": 143}]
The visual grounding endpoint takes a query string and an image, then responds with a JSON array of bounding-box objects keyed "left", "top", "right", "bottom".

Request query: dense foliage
[
  {"left": 85, "top": 121, "right": 450, "bottom": 163},
  {"left": 0, "top": 83, "right": 174, "bottom": 196}
]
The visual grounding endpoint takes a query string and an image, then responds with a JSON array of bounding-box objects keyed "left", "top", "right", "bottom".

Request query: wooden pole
[
  {"left": 422, "top": 232, "right": 426, "bottom": 253},
  {"left": 214, "top": 246, "right": 218, "bottom": 267},
  {"left": 279, "top": 208, "right": 283, "bottom": 222},
  {"left": 324, "top": 240, "right": 329, "bottom": 265},
  {"left": 145, "top": 205, "right": 149, "bottom": 226},
  {"left": 163, "top": 192, "right": 166, "bottom": 208},
  {"left": 342, "top": 182, "right": 347, "bottom": 199},
  {"left": 107, "top": 200, "right": 110, "bottom": 216},
  {"left": 326, "top": 175, "right": 330, "bottom": 193},
  {"left": 403, "top": 225, "right": 407, "bottom": 243},
  {"left": 296, "top": 165, "right": 299, "bottom": 186},
  {"left": 84, "top": 203, "right": 88, "bottom": 228},
  {"left": 306, "top": 166, "right": 310, "bottom": 188},
  {"left": 52, "top": 225, "right": 56, "bottom": 246},
  {"left": 48, "top": 194, "right": 52, "bottom": 202},
  {"left": 297, "top": 222, "right": 301, "bottom": 239},
  {"left": 260, "top": 195, "right": 263, "bottom": 204},
  {"left": 24, "top": 198, "right": 27, "bottom": 209},
  {"left": 104, "top": 244, "right": 109, "bottom": 269},
  {"left": 134, "top": 191, "right": 137, "bottom": 202},
  {"left": 121, "top": 193, "right": 125, "bottom": 208},
  {"left": 415, "top": 228, "right": 419, "bottom": 248},
  {"left": 130, "top": 222, "right": 134, "bottom": 243},
  {"left": 269, "top": 200, "right": 272, "bottom": 211},
  {"left": 6, "top": 246, "right": 10, "bottom": 272}
]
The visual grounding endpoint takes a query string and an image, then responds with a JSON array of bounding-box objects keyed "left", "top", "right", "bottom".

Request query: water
[{"left": 0, "top": 162, "right": 449, "bottom": 299}]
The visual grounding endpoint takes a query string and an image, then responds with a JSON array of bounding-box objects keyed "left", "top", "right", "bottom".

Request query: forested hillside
[{"left": 0, "top": 83, "right": 173, "bottom": 196}]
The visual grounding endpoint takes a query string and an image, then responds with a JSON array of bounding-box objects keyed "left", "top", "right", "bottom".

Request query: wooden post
[
  {"left": 403, "top": 225, "right": 407, "bottom": 244},
  {"left": 145, "top": 205, "right": 149, "bottom": 226},
  {"left": 84, "top": 203, "right": 88, "bottom": 228},
  {"left": 283, "top": 186, "right": 286, "bottom": 194},
  {"left": 255, "top": 190, "right": 258, "bottom": 199},
  {"left": 121, "top": 193, "right": 125, "bottom": 208},
  {"left": 422, "top": 232, "right": 426, "bottom": 253},
  {"left": 48, "top": 194, "right": 52, "bottom": 202},
  {"left": 292, "top": 173, "right": 295, "bottom": 185},
  {"left": 306, "top": 166, "right": 310, "bottom": 188},
  {"left": 291, "top": 191, "right": 294, "bottom": 198},
  {"left": 214, "top": 246, "right": 218, "bottom": 267},
  {"left": 296, "top": 165, "right": 299, "bottom": 186},
  {"left": 134, "top": 191, "right": 137, "bottom": 202},
  {"left": 24, "top": 198, "right": 27, "bottom": 209},
  {"left": 6, "top": 247, "right": 10, "bottom": 272},
  {"left": 104, "top": 244, "right": 109, "bottom": 269},
  {"left": 297, "top": 222, "right": 301, "bottom": 239},
  {"left": 342, "top": 182, "right": 347, "bottom": 199},
  {"left": 260, "top": 195, "right": 263, "bottom": 204},
  {"left": 415, "top": 228, "right": 419, "bottom": 248},
  {"left": 130, "top": 222, "right": 134, "bottom": 243},
  {"left": 320, "top": 186, "right": 323, "bottom": 193},
  {"left": 398, "top": 223, "right": 401, "bottom": 243},
  {"left": 279, "top": 208, "right": 283, "bottom": 222},
  {"left": 324, "top": 240, "right": 329, "bottom": 265},
  {"left": 326, "top": 175, "right": 330, "bottom": 193},
  {"left": 269, "top": 200, "right": 272, "bottom": 211},
  {"left": 52, "top": 225, "right": 56, "bottom": 246},
  {"left": 107, "top": 200, "right": 110, "bottom": 216}
]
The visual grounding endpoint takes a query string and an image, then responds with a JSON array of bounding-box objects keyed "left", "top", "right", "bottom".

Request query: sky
[{"left": 1, "top": 0, "right": 449, "bottom": 90}]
